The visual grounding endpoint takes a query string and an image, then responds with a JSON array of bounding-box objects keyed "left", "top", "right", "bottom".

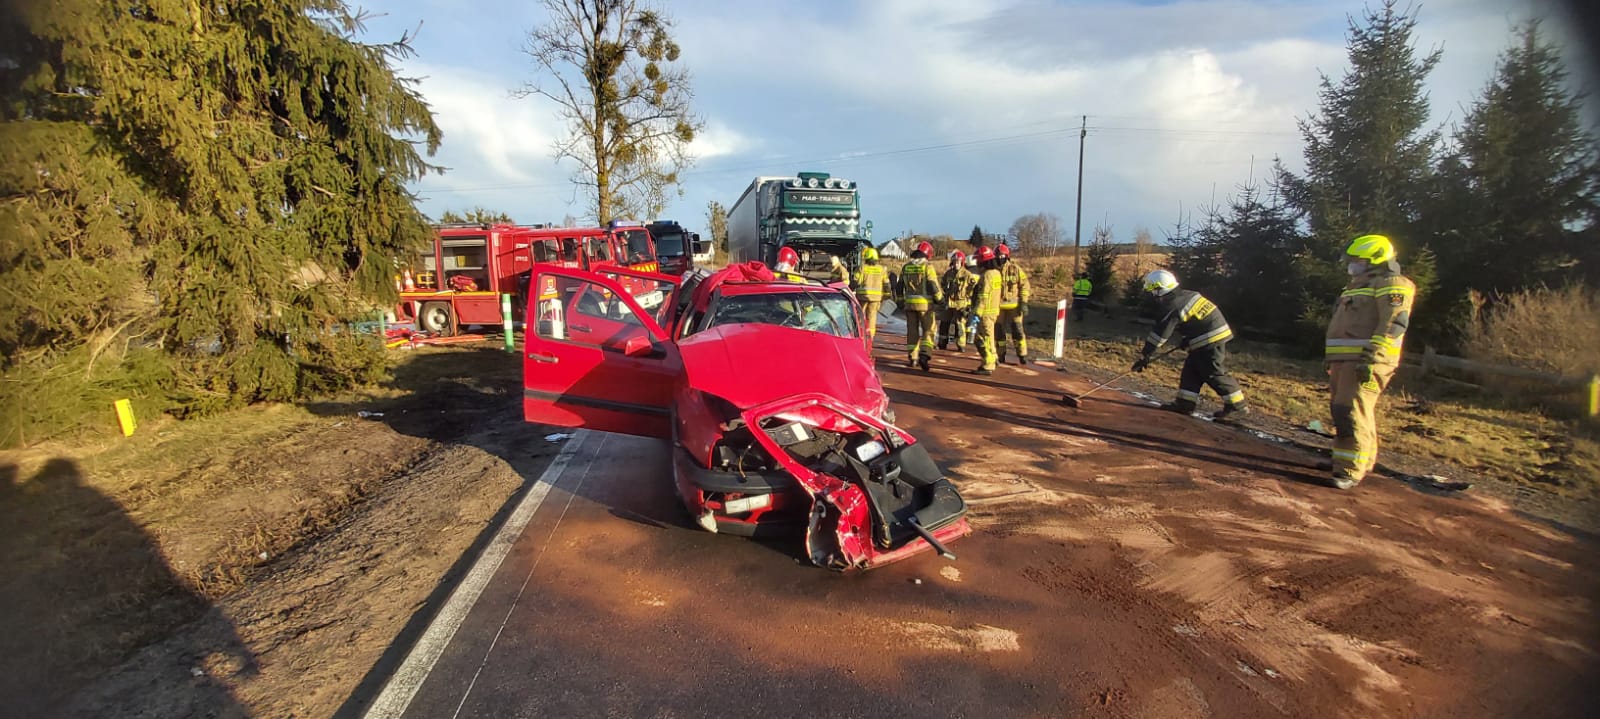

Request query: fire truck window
[
  {"left": 620, "top": 230, "right": 653, "bottom": 263},
  {"left": 532, "top": 240, "right": 559, "bottom": 263},
  {"left": 585, "top": 237, "right": 612, "bottom": 262}
]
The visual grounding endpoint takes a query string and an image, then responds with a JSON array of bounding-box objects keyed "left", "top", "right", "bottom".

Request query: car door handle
[
  {"left": 527, "top": 353, "right": 559, "bottom": 364},
  {"left": 569, "top": 324, "right": 591, "bottom": 332}
]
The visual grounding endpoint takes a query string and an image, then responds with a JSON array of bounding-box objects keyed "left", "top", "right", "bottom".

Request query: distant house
[{"left": 877, "top": 239, "right": 907, "bottom": 259}]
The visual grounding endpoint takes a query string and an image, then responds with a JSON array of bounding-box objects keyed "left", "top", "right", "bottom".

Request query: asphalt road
[{"left": 358, "top": 332, "right": 1600, "bottom": 719}]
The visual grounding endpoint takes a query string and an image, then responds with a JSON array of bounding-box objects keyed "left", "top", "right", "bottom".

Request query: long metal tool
[{"left": 1061, "top": 346, "right": 1179, "bottom": 408}]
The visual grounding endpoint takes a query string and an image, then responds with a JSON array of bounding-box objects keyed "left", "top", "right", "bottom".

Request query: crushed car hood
[{"left": 676, "top": 324, "right": 884, "bottom": 411}]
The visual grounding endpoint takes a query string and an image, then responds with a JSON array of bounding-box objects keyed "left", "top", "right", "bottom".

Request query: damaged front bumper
[{"left": 724, "top": 393, "right": 971, "bottom": 570}]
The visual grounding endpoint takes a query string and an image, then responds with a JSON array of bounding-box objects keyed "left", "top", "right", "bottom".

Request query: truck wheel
[{"left": 419, "top": 302, "right": 455, "bottom": 335}]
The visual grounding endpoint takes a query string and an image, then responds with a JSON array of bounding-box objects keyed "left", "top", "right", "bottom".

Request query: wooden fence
[{"left": 1416, "top": 347, "right": 1599, "bottom": 417}]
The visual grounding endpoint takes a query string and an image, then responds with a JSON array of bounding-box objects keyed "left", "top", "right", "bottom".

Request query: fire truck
[
  {"left": 396, "top": 222, "right": 660, "bottom": 335},
  {"left": 644, "top": 219, "right": 704, "bottom": 275}
]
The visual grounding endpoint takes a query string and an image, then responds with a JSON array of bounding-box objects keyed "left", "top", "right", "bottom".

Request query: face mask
[{"left": 1347, "top": 261, "right": 1367, "bottom": 276}]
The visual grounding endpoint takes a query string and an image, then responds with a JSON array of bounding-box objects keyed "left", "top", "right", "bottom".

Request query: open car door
[{"left": 524, "top": 266, "right": 680, "bottom": 438}]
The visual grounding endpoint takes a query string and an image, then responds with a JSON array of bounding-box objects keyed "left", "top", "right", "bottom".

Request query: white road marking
[{"left": 361, "top": 430, "right": 593, "bottom": 719}]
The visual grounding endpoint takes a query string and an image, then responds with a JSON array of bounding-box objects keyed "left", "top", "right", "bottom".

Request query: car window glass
[
  {"left": 701, "top": 292, "right": 858, "bottom": 338},
  {"left": 532, "top": 274, "right": 648, "bottom": 351}
]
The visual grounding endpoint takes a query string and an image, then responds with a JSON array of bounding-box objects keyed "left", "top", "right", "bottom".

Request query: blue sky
[{"left": 358, "top": 0, "right": 1593, "bottom": 245}]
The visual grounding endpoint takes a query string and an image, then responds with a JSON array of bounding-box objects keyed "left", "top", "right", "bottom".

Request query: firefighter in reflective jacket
[
  {"left": 972, "top": 246, "right": 1002, "bottom": 375},
  {"left": 994, "top": 244, "right": 1032, "bottom": 364},
  {"left": 1324, "top": 234, "right": 1416, "bottom": 490},
  {"left": 853, "top": 246, "right": 888, "bottom": 340},
  {"left": 938, "top": 251, "right": 978, "bottom": 351},
  {"left": 898, "top": 241, "right": 944, "bottom": 371},
  {"left": 1132, "top": 269, "right": 1248, "bottom": 419},
  {"left": 1072, "top": 273, "right": 1093, "bottom": 321}
]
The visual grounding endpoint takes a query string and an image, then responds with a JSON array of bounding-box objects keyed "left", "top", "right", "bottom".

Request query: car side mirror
[{"left": 623, "top": 334, "right": 657, "bottom": 358}]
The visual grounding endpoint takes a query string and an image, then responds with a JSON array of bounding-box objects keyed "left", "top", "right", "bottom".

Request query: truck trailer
[{"left": 727, "top": 172, "right": 869, "bottom": 281}]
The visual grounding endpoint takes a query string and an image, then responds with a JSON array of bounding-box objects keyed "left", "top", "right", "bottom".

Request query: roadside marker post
[
  {"left": 113, "top": 399, "right": 137, "bottom": 437},
  {"left": 1054, "top": 299, "right": 1067, "bottom": 359},
  {"left": 502, "top": 294, "right": 514, "bottom": 352}
]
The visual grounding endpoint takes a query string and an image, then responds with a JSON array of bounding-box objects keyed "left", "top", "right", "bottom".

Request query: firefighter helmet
[
  {"left": 950, "top": 250, "right": 966, "bottom": 265},
  {"left": 995, "top": 243, "right": 1011, "bottom": 258},
  {"left": 916, "top": 240, "right": 934, "bottom": 257},
  {"left": 1143, "top": 269, "right": 1179, "bottom": 296},
  {"left": 776, "top": 246, "right": 800, "bottom": 271},
  {"left": 862, "top": 246, "right": 879, "bottom": 262},
  {"left": 1346, "top": 234, "right": 1395, "bottom": 265},
  {"left": 974, "top": 246, "right": 995, "bottom": 263}
]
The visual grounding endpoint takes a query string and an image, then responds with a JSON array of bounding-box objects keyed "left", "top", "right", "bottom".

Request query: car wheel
[{"left": 419, "top": 301, "right": 455, "bottom": 335}]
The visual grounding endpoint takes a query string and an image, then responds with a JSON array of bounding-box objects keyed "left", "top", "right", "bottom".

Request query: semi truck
[{"left": 727, "top": 172, "right": 870, "bottom": 281}]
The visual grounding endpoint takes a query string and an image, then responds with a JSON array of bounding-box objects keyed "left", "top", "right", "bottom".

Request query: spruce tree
[
  {"left": 1434, "top": 20, "right": 1599, "bottom": 296},
  {"left": 968, "top": 225, "right": 985, "bottom": 248},
  {"left": 1084, "top": 224, "right": 1118, "bottom": 303},
  {"left": 1278, "top": 0, "right": 1441, "bottom": 346},
  {"left": 1, "top": 0, "right": 441, "bottom": 443}
]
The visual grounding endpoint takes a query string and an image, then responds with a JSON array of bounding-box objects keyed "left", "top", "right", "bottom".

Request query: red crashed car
[{"left": 522, "top": 262, "right": 970, "bottom": 569}]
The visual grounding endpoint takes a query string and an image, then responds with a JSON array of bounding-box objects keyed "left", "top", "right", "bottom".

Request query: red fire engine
[{"left": 395, "top": 222, "right": 661, "bottom": 335}]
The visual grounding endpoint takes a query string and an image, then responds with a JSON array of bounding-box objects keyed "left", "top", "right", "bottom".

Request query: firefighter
[
  {"left": 827, "top": 254, "right": 850, "bottom": 284},
  {"left": 994, "top": 244, "right": 1032, "bottom": 365},
  {"left": 972, "top": 246, "right": 1002, "bottom": 375},
  {"left": 1132, "top": 269, "right": 1248, "bottom": 419},
  {"left": 853, "top": 246, "right": 888, "bottom": 340},
  {"left": 898, "top": 241, "right": 944, "bottom": 371},
  {"left": 1072, "top": 272, "right": 1093, "bottom": 322},
  {"left": 938, "top": 250, "right": 978, "bottom": 351},
  {"left": 1324, "top": 234, "right": 1416, "bottom": 490},
  {"left": 772, "top": 247, "right": 808, "bottom": 283}
]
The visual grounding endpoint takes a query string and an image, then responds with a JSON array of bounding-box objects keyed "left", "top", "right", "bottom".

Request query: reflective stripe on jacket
[
  {"left": 1140, "top": 288, "right": 1232, "bottom": 356},
  {"left": 853, "top": 264, "right": 887, "bottom": 300},
  {"left": 942, "top": 266, "right": 978, "bottom": 310},
  {"left": 999, "top": 264, "right": 1031, "bottom": 310},
  {"left": 898, "top": 260, "right": 943, "bottom": 311},
  {"left": 1326, "top": 265, "right": 1415, "bottom": 365}
]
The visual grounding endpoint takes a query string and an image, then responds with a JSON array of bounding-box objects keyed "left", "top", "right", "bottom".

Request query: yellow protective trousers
[
  {"left": 905, "top": 309, "right": 937, "bottom": 361},
  {"left": 862, "top": 300, "right": 881, "bottom": 340},
  {"left": 1328, "top": 361, "right": 1397, "bottom": 482},
  {"left": 976, "top": 315, "right": 998, "bottom": 370},
  {"left": 997, "top": 307, "right": 1027, "bottom": 360}
]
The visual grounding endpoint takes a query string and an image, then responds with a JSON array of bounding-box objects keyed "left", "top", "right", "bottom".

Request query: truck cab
[{"left": 645, "top": 220, "right": 705, "bottom": 276}]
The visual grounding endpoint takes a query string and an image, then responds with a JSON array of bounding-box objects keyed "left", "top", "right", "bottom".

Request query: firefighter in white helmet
[{"left": 1133, "top": 269, "right": 1248, "bottom": 419}]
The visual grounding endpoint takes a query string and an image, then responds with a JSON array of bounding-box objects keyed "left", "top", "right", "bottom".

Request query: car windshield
[{"left": 702, "top": 291, "right": 858, "bottom": 338}]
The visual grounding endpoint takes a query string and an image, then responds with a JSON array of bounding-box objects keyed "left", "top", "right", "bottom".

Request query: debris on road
[
  {"left": 544, "top": 432, "right": 573, "bottom": 443},
  {"left": 357, "top": 411, "right": 384, "bottom": 419}
]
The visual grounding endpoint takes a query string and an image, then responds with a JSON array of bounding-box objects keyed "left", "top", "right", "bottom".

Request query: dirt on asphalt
[{"left": 3, "top": 337, "right": 1597, "bottom": 717}]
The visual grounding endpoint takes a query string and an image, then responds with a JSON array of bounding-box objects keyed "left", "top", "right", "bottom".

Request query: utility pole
[{"left": 1072, "top": 115, "right": 1086, "bottom": 275}]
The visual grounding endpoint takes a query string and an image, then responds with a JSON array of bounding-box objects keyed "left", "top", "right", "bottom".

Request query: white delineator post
[{"left": 1054, "top": 299, "right": 1067, "bottom": 358}]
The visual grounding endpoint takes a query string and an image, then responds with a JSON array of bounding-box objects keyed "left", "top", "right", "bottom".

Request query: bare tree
[
  {"left": 1132, "top": 226, "right": 1155, "bottom": 274},
  {"left": 1007, "top": 212, "right": 1063, "bottom": 257},
  {"left": 705, "top": 200, "right": 729, "bottom": 253},
  {"left": 517, "top": 0, "right": 703, "bottom": 223}
]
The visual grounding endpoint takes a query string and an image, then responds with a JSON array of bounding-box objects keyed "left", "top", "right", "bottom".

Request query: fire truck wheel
[{"left": 419, "top": 302, "right": 456, "bottom": 336}]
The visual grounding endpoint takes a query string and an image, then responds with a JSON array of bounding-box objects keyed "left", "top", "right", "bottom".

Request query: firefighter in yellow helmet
[
  {"left": 898, "top": 240, "right": 945, "bottom": 371},
  {"left": 853, "top": 245, "right": 888, "bottom": 341},
  {"left": 1324, "top": 234, "right": 1416, "bottom": 490},
  {"left": 938, "top": 250, "right": 978, "bottom": 352},
  {"left": 971, "top": 246, "right": 1002, "bottom": 375},
  {"left": 994, "top": 244, "right": 1032, "bottom": 364}
]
